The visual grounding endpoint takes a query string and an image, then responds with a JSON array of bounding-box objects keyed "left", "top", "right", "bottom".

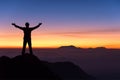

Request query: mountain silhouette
[
  {"left": 59, "top": 45, "right": 107, "bottom": 50},
  {"left": 0, "top": 53, "right": 93, "bottom": 80},
  {"left": 58, "top": 45, "right": 80, "bottom": 50}
]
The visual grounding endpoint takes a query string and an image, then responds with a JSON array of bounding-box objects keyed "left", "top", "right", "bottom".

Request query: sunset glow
[
  {"left": 0, "top": 0, "right": 120, "bottom": 49},
  {"left": 1, "top": 29, "right": 120, "bottom": 49}
]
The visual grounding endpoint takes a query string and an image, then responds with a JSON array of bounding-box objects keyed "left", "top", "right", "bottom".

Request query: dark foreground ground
[
  {"left": 0, "top": 46, "right": 120, "bottom": 80},
  {"left": 0, "top": 53, "right": 93, "bottom": 80}
]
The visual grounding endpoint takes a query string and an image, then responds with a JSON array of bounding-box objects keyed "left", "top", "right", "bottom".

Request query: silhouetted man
[{"left": 12, "top": 22, "right": 42, "bottom": 55}]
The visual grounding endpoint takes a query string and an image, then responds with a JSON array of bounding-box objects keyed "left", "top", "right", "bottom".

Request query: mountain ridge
[{"left": 0, "top": 53, "right": 93, "bottom": 80}]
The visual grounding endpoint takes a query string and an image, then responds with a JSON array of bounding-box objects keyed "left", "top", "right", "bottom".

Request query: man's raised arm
[
  {"left": 31, "top": 23, "right": 42, "bottom": 30},
  {"left": 12, "top": 23, "right": 23, "bottom": 30}
]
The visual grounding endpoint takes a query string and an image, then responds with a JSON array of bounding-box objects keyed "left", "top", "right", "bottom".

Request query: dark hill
[
  {"left": 0, "top": 54, "right": 93, "bottom": 80},
  {"left": 58, "top": 45, "right": 80, "bottom": 50}
]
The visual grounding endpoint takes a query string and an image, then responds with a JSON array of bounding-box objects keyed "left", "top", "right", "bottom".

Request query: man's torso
[{"left": 23, "top": 28, "right": 32, "bottom": 39}]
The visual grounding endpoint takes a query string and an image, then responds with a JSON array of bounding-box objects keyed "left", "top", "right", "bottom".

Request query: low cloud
[{"left": 49, "top": 28, "right": 120, "bottom": 35}]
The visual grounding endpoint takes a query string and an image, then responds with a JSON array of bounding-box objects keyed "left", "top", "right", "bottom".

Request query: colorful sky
[{"left": 0, "top": 0, "right": 120, "bottom": 48}]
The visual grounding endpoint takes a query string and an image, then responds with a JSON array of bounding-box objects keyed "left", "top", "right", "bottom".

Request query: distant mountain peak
[
  {"left": 95, "top": 47, "right": 106, "bottom": 49},
  {"left": 59, "top": 45, "right": 78, "bottom": 49}
]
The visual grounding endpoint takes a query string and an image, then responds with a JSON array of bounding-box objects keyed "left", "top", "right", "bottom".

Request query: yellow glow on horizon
[
  {"left": 0, "top": 31, "right": 120, "bottom": 49},
  {"left": 0, "top": 26, "right": 120, "bottom": 48}
]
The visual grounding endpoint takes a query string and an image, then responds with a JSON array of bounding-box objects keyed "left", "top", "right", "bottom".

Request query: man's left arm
[{"left": 31, "top": 23, "right": 42, "bottom": 30}]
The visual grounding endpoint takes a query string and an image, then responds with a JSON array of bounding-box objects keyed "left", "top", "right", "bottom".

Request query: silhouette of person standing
[{"left": 12, "top": 22, "right": 42, "bottom": 55}]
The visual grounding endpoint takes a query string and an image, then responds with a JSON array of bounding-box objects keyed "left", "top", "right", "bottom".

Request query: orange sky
[
  {"left": 1, "top": 0, "right": 120, "bottom": 49},
  {"left": 1, "top": 29, "right": 120, "bottom": 49}
]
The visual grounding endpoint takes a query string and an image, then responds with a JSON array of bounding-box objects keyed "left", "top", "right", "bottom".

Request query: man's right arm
[{"left": 12, "top": 23, "right": 23, "bottom": 30}]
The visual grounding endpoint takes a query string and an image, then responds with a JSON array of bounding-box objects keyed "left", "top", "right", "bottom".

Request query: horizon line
[{"left": 0, "top": 46, "right": 120, "bottom": 49}]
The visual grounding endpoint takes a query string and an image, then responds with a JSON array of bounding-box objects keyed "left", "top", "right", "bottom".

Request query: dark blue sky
[{"left": 0, "top": 0, "right": 120, "bottom": 31}]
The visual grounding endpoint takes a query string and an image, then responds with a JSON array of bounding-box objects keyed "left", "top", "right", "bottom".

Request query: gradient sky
[{"left": 0, "top": 0, "right": 120, "bottom": 48}]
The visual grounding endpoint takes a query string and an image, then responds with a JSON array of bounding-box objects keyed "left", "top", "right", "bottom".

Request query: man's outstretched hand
[
  {"left": 12, "top": 23, "right": 16, "bottom": 26},
  {"left": 39, "top": 23, "right": 42, "bottom": 25}
]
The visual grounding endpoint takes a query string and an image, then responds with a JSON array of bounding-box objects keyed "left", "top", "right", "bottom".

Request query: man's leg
[
  {"left": 22, "top": 39, "right": 27, "bottom": 55},
  {"left": 28, "top": 39, "right": 33, "bottom": 54}
]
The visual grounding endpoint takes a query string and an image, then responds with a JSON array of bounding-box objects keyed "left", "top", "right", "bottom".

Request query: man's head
[{"left": 25, "top": 22, "right": 29, "bottom": 28}]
